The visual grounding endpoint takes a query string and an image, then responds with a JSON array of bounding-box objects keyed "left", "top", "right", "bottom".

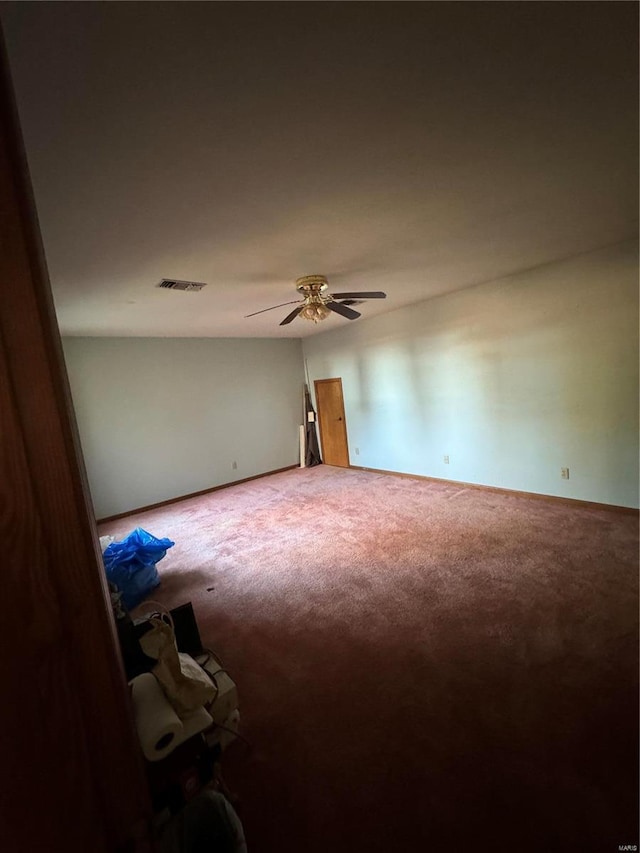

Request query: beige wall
[
  {"left": 303, "top": 240, "right": 639, "bottom": 508},
  {"left": 63, "top": 337, "right": 304, "bottom": 518}
]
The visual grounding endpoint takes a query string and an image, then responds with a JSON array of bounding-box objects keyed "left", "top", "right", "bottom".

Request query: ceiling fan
[{"left": 245, "top": 275, "right": 387, "bottom": 325}]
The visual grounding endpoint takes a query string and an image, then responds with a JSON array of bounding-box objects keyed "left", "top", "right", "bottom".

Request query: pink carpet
[{"left": 99, "top": 466, "right": 639, "bottom": 853}]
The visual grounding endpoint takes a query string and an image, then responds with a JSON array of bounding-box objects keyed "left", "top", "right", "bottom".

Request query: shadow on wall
[{"left": 304, "top": 240, "right": 639, "bottom": 505}]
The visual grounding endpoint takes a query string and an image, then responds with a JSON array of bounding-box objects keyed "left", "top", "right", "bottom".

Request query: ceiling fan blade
[
  {"left": 245, "top": 300, "right": 301, "bottom": 318},
  {"left": 326, "top": 300, "right": 361, "bottom": 320},
  {"left": 280, "top": 305, "right": 305, "bottom": 325},
  {"left": 330, "top": 291, "right": 386, "bottom": 299}
]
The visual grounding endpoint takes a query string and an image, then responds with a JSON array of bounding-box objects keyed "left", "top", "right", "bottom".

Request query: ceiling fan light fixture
[
  {"left": 300, "top": 301, "right": 331, "bottom": 323},
  {"left": 246, "top": 273, "right": 386, "bottom": 325}
]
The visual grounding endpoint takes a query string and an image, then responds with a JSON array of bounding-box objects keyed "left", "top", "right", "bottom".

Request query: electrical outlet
[
  {"left": 443, "top": 455, "right": 450, "bottom": 464},
  {"left": 232, "top": 461, "right": 238, "bottom": 470},
  {"left": 355, "top": 447, "right": 360, "bottom": 455},
  {"left": 561, "top": 467, "right": 569, "bottom": 480}
]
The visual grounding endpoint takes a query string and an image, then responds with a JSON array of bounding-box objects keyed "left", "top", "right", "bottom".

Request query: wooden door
[
  {"left": 314, "top": 378, "right": 350, "bottom": 467},
  {"left": 0, "top": 37, "right": 150, "bottom": 853}
]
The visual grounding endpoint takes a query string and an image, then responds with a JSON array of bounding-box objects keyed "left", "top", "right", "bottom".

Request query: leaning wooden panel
[{"left": 0, "top": 30, "right": 150, "bottom": 853}]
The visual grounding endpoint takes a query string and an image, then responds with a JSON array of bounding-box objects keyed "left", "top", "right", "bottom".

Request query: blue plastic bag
[{"left": 103, "top": 527, "right": 175, "bottom": 610}]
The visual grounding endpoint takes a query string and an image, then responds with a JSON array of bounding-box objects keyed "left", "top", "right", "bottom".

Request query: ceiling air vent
[{"left": 157, "top": 278, "right": 207, "bottom": 292}]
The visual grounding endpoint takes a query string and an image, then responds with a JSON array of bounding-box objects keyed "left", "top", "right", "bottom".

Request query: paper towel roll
[{"left": 130, "top": 673, "right": 184, "bottom": 761}]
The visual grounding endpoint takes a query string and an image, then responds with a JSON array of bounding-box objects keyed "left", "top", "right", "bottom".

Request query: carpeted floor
[{"left": 99, "top": 466, "right": 639, "bottom": 853}]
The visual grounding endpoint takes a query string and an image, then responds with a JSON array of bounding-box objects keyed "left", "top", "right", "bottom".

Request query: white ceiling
[{"left": 2, "top": 3, "right": 637, "bottom": 338}]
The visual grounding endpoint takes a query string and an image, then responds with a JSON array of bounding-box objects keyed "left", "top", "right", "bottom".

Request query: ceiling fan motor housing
[{"left": 295, "top": 274, "right": 329, "bottom": 298}]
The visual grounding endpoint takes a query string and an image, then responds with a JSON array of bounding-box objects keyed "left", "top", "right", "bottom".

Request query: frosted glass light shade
[{"left": 300, "top": 302, "right": 331, "bottom": 323}]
